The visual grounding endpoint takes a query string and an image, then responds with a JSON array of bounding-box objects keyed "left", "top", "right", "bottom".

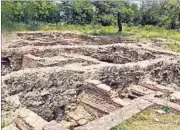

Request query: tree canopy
[{"left": 1, "top": 0, "right": 180, "bottom": 29}]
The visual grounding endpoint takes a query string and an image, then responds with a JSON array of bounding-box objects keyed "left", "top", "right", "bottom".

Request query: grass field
[{"left": 167, "top": 43, "right": 180, "bottom": 52}]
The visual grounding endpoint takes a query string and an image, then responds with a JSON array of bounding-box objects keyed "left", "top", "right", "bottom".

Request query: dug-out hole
[{"left": 92, "top": 46, "right": 156, "bottom": 64}]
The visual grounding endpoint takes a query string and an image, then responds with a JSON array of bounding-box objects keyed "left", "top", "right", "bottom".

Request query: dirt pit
[{"left": 2, "top": 32, "right": 180, "bottom": 130}]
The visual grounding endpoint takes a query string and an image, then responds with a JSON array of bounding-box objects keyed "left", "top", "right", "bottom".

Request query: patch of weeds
[
  {"left": 1, "top": 121, "right": 6, "bottom": 128},
  {"left": 115, "top": 107, "right": 180, "bottom": 130},
  {"left": 118, "top": 123, "right": 131, "bottom": 130},
  {"left": 178, "top": 84, "right": 180, "bottom": 88},
  {"left": 161, "top": 105, "right": 170, "bottom": 113},
  {"left": 167, "top": 42, "right": 180, "bottom": 52},
  {"left": 124, "top": 25, "right": 180, "bottom": 41}
]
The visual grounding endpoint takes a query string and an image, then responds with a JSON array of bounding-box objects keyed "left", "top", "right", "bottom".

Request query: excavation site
[{"left": 2, "top": 32, "right": 180, "bottom": 130}]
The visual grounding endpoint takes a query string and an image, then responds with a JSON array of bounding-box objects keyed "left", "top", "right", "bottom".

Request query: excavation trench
[
  {"left": 2, "top": 57, "right": 180, "bottom": 127},
  {"left": 2, "top": 32, "right": 180, "bottom": 130},
  {"left": 1, "top": 42, "right": 168, "bottom": 75}
]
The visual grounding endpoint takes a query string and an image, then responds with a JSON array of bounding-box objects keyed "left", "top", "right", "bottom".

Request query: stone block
[
  {"left": 85, "top": 80, "right": 102, "bottom": 85},
  {"left": 97, "top": 84, "right": 111, "bottom": 92},
  {"left": 112, "top": 98, "right": 131, "bottom": 106},
  {"left": 14, "top": 108, "right": 48, "bottom": 130},
  {"left": 170, "top": 91, "right": 180, "bottom": 101}
]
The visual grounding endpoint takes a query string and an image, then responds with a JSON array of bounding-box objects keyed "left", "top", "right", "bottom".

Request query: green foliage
[
  {"left": 167, "top": 43, "right": 180, "bottom": 52},
  {"left": 2, "top": 0, "right": 136, "bottom": 27},
  {"left": 92, "top": 0, "right": 135, "bottom": 26},
  {"left": 98, "top": 14, "right": 116, "bottom": 26},
  {"left": 119, "top": 8, "right": 134, "bottom": 24},
  {"left": 134, "top": 0, "right": 180, "bottom": 29},
  {"left": 118, "top": 124, "right": 131, "bottom": 130},
  {"left": 1, "top": 1, "right": 62, "bottom": 24},
  {"left": 70, "top": 0, "right": 95, "bottom": 24},
  {"left": 2, "top": 0, "right": 180, "bottom": 29},
  {"left": 1, "top": 121, "right": 6, "bottom": 128},
  {"left": 161, "top": 105, "right": 170, "bottom": 113}
]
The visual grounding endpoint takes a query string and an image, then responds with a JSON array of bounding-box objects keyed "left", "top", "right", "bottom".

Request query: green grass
[
  {"left": 118, "top": 124, "right": 131, "bottom": 130},
  {"left": 2, "top": 23, "right": 180, "bottom": 40},
  {"left": 1, "top": 121, "right": 6, "bottom": 128},
  {"left": 123, "top": 25, "right": 180, "bottom": 41},
  {"left": 167, "top": 42, "right": 180, "bottom": 52},
  {"left": 115, "top": 107, "right": 180, "bottom": 130}
]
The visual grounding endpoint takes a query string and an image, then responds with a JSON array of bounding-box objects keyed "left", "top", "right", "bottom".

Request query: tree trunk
[
  {"left": 118, "top": 22, "right": 122, "bottom": 32},
  {"left": 117, "top": 12, "right": 122, "bottom": 32}
]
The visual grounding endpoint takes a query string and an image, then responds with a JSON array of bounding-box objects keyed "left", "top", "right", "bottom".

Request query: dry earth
[{"left": 1, "top": 32, "right": 180, "bottom": 130}]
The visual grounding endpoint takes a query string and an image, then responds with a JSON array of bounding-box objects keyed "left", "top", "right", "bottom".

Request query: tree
[
  {"left": 92, "top": 0, "right": 135, "bottom": 32},
  {"left": 133, "top": 0, "right": 180, "bottom": 29},
  {"left": 92, "top": 1, "right": 118, "bottom": 26},
  {"left": 2, "top": 0, "right": 180, "bottom": 30},
  {"left": 70, "top": 0, "right": 95, "bottom": 24}
]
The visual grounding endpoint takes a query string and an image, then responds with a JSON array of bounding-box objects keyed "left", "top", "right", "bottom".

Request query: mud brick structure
[{"left": 2, "top": 32, "right": 180, "bottom": 130}]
